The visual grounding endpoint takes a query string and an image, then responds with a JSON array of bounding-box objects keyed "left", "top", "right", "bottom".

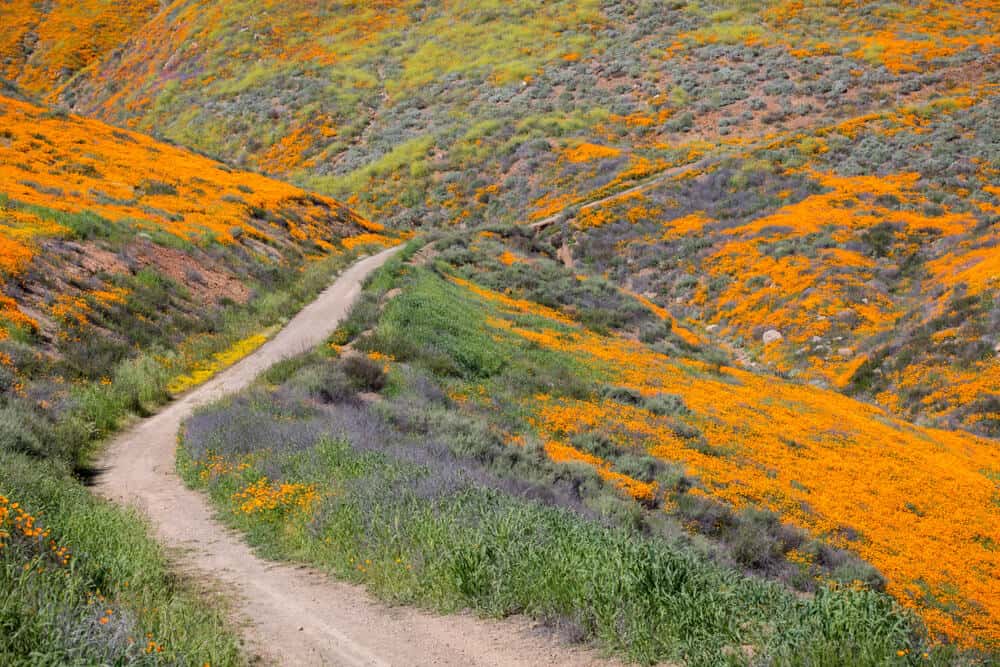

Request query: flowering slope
[
  {"left": 450, "top": 271, "right": 999, "bottom": 649},
  {"left": 0, "top": 94, "right": 385, "bottom": 342},
  {"left": 563, "top": 89, "right": 999, "bottom": 436}
]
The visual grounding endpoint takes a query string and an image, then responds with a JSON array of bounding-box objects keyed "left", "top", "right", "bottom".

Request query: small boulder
[{"left": 762, "top": 329, "right": 783, "bottom": 345}]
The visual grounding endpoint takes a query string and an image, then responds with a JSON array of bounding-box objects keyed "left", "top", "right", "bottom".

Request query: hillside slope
[
  {"left": 1, "top": 1, "right": 996, "bottom": 662},
  {"left": 0, "top": 91, "right": 395, "bottom": 469},
  {"left": 0, "top": 92, "right": 396, "bottom": 664},
  {"left": 0, "top": 93, "right": 387, "bottom": 352},
  {"left": 24, "top": 0, "right": 997, "bottom": 434}
]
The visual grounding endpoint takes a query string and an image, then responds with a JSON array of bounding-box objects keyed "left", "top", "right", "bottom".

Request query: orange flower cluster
[
  {"left": 544, "top": 440, "right": 657, "bottom": 502},
  {"left": 497, "top": 250, "right": 523, "bottom": 266},
  {"left": 680, "top": 0, "right": 1000, "bottom": 73},
  {"left": 927, "top": 244, "right": 1000, "bottom": 298},
  {"left": 660, "top": 212, "right": 713, "bottom": 241},
  {"left": 687, "top": 169, "right": 975, "bottom": 381},
  {"left": 195, "top": 453, "right": 253, "bottom": 482},
  {"left": 0, "top": 94, "right": 381, "bottom": 248},
  {"left": 0, "top": 92, "right": 394, "bottom": 343},
  {"left": 340, "top": 233, "right": 395, "bottom": 251},
  {"left": 0, "top": 203, "right": 70, "bottom": 333},
  {"left": 882, "top": 357, "right": 1000, "bottom": 432},
  {"left": 449, "top": 275, "right": 577, "bottom": 326},
  {"left": 562, "top": 142, "right": 622, "bottom": 163},
  {"left": 260, "top": 115, "right": 338, "bottom": 174},
  {"left": 0, "top": 0, "right": 160, "bottom": 96},
  {"left": 623, "top": 288, "right": 702, "bottom": 347},
  {"left": 529, "top": 192, "right": 581, "bottom": 222},
  {"left": 0, "top": 294, "right": 37, "bottom": 339},
  {"left": 0, "top": 493, "right": 71, "bottom": 567},
  {"left": 452, "top": 274, "right": 1000, "bottom": 648},
  {"left": 232, "top": 478, "right": 319, "bottom": 515}
]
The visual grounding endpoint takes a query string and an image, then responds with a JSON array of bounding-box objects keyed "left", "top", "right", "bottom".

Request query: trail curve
[{"left": 96, "top": 246, "right": 617, "bottom": 667}]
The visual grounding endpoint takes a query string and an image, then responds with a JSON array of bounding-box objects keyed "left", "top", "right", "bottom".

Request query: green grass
[
  {"left": 176, "top": 249, "right": 967, "bottom": 666},
  {"left": 181, "top": 436, "right": 935, "bottom": 666},
  {"left": 1, "top": 452, "right": 241, "bottom": 666},
  {"left": 1, "top": 244, "right": 388, "bottom": 665}
]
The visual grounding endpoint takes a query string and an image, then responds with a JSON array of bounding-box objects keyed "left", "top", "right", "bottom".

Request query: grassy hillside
[
  {"left": 20, "top": 0, "right": 995, "bottom": 434},
  {"left": 1, "top": 0, "right": 997, "bottom": 662},
  {"left": 552, "top": 89, "right": 999, "bottom": 436},
  {"left": 0, "top": 93, "right": 395, "bottom": 664},
  {"left": 177, "top": 237, "right": 995, "bottom": 663}
]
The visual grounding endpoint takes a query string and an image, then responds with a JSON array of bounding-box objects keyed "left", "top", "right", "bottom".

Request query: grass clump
[{"left": 0, "top": 452, "right": 241, "bottom": 665}]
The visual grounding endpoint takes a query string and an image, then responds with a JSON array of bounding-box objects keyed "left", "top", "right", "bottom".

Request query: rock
[
  {"left": 838, "top": 347, "right": 853, "bottom": 356},
  {"left": 556, "top": 242, "right": 574, "bottom": 269},
  {"left": 836, "top": 308, "right": 858, "bottom": 326},
  {"left": 706, "top": 324, "right": 719, "bottom": 333},
  {"left": 762, "top": 329, "right": 783, "bottom": 345}
]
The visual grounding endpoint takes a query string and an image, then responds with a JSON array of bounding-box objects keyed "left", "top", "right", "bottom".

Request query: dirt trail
[
  {"left": 96, "top": 246, "right": 617, "bottom": 667},
  {"left": 528, "top": 157, "right": 714, "bottom": 231}
]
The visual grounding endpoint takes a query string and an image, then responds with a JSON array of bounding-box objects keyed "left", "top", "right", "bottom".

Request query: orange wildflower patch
[
  {"left": 562, "top": 142, "right": 621, "bottom": 163},
  {"left": 260, "top": 115, "right": 337, "bottom": 174},
  {"left": 624, "top": 289, "right": 702, "bottom": 347},
  {"left": 681, "top": 168, "right": 978, "bottom": 382},
  {"left": 0, "top": 204, "right": 69, "bottom": 278},
  {"left": 498, "top": 250, "right": 523, "bottom": 266},
  {"left": 453, "top": 275, "right": 1000, "bottom": 647},
  {"left": 232, "top": 477, "right": 319, "bottom": 515},
  {"left": 0, "top": 294, "right": 36, "bottom": 338},
  {"left": 660, "top": 212, "right": 713, "bottom": 240},
  {"left": 887, "top": 357, "right": 1000, "bottom": 432},
  {"left": 574, "top": 205, "right": 615, "bottom": 230},
  {"left": 448, "top": 275, "right": 577, "bottom": 326},
  {"left": 750, "top": 0, "right": 999, "bottom": 71},
  {"left": 529, "top": 192, "right": 580, "bottom": 221},
  {"left": 544, "top": 440, "right": 657, "bottom": 503},
  {"left": 0, "top": 493, "right": 72, "bottom": 568},
  {"left": 0, "top": 94, "right": 379, "bottom": 247},
  {"left": 926, "top": 244, "right": 1000, "bottom": 297},
  {"left": 340, "top": 233, "right": 395, "bottom": 250},
  {"left": 0, "top": 0, "right": 160, "bottom": 97}
]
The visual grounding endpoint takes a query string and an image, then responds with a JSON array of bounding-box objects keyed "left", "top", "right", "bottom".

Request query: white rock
[
  {"left": 706, "top": 324, "right": 719, "bottom": 333},
  {"left": 762, "top": 329, "right": 783, "bottom": 345}
]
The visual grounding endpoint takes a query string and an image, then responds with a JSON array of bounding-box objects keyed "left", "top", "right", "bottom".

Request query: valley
[{"left": 1, "top": 2, "right": 997, "bottom": 665}]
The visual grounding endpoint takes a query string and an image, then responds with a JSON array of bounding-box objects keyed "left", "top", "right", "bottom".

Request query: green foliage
[
  {"left": 179, "top": 382, "right": 934, "bottom": 667},
  {"left": 0, "top": 451, "right": 241, "bottom": 666},
  {"left": 370, "top": 271, "right": 510, "bottom": 379},
  {"left": 176, "top": 246, "right": 971, "bottom": 665}
]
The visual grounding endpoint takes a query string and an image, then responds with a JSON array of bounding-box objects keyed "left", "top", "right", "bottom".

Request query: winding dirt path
[
  {"left": 527, "top": 158, "right": 714, "bottom": 231},
  {"left": 96, "top": 247, "right": 617, "bottom": 667}
]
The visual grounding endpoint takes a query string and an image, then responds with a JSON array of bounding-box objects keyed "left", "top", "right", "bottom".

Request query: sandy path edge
[{"left": 95, "top": 246, "right": 617, "bottom": 667}]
